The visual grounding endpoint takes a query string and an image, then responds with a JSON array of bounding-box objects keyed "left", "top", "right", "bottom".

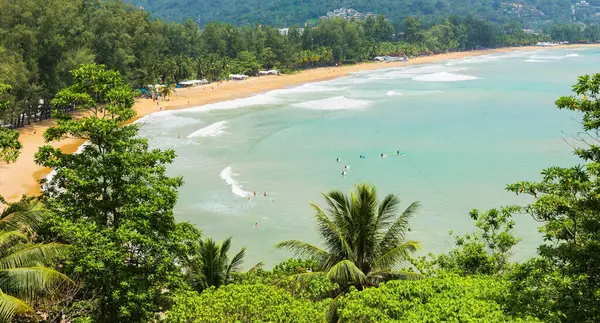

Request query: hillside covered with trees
[{"left": 127, "top": 0, "right": 600, "bottom": 27}]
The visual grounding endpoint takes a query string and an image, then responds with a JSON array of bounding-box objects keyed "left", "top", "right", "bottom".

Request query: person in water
[
  {"left": 263, "top": 192, "right": 267, "bottom": 197},
  {"left": 336, "top": 158, "right": 340, "bottom": 163},
  {"left": 341, "top": 171, "right": 347, "bottom": 177}
]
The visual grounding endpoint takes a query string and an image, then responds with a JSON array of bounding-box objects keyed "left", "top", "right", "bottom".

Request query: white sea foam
[
  {"left": 180, "top": 94, "right": 282, "bottom": 113},
  {"left": 270, "top": 83, "right": 345, "bottom": 95},
  {"left": 292, "top": 96, "right": 371, "bottom": 110},
  {"left": 386, "top": 90, "right": 403, "bottom": 96},
  {"left": 187, "top": 120, "right": 228, "bottom": 138},
  {"left": 528, "top": 53, "right": 581, "bottom": 60},
  {"left": 220, "top": 166, "right": 251, "bottom": 198},
  {"left": 524, "top": 59, "right": 550, "bottom": 63},
  {"left": 135, "top": 111, "right": 201, "bottom": 129},
  {"left": 413, "top": 72, "right": 480, "bottom": 82}
]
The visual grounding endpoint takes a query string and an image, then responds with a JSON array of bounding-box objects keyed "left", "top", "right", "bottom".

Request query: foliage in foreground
[
  {"left": 335, "top": 274, "right": 540, "bottom": 322},
  {"left": 166, "top": 284, "right": 330, "bottom": 323},
  {"left": 34, "top": 64, "right": 201, "bottom": 322},
  {"left": 0, "top": 197, "right": 70, "bottom": 322}
]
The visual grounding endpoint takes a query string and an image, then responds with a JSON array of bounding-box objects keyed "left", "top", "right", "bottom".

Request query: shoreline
[{"left": 1, "top": 44, "right": 598, "bottom": 202}]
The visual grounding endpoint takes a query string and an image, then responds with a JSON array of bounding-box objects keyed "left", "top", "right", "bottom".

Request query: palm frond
[
  {"left": 0, "top": 243, "right": 70, "bottom": 270},
  {"left": 374, "top": 241, "right": 421, "bottom": 271},
  {"left": 275, "top": 240, "right": 331, "bottom": 266},
  {"left": 0, "top": 289, "right": 34, "bottom": 323},
  {"left": 376, "top": 194, "right": 401, "bottom": 228},
  {"left": 219, "top": 236, "right": 232, "bottom": 261},
  {"left": 0, "top": 266, "right": 72, "bottom": 300},
  {"left": 326, "top": 259, "right": 367, "bottom": 287},
  {"left": 226, "top": 247, "right": 245, "bottom": 279},
  {"left": 0, "top": 196, "right": 48, "bottom": 231},
  {"left": 311, "top": 204, "right": 354, "bottom": 265},
  {"left": 378, "top": 201, "right": 420, "bottom": 253},
  {"left": 248, "top": 262, "right": 264, "bottom": 272},
  {"left": 0, "top": 231, "right": 27, "bottom": 252}
]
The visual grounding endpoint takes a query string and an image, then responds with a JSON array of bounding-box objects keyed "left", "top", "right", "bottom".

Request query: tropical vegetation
[
  {"left": 276, "top": 184, "right": 420, "bottom": 290},
  {"left": 1, "top": 0, "right": 600, "bottom": 321},
  {"left": 0, "top": 62, "right": 599, "bottom": 322}
]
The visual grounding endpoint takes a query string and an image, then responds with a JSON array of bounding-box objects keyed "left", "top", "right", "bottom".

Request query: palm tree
[
  {"left": 159, "top": 83, "right": 176, "bottom": 101},
  {"left": 0, "top": 197, "right": 71, "bottom": 322},
  {"left": 276, "top": 183, "right": 420, "bottom": 290},
  {"left": 188, "top": 237, "right": 246, "bottom": 291}
]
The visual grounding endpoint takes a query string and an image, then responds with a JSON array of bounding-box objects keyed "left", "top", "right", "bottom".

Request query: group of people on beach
[{"left": 338, "top": 150, "right": 405, "bottom": 176}]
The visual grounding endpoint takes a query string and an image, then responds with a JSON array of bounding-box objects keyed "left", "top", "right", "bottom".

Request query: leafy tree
[
  {"left": 436, "top": 206, "right": 521, "bottom": 276},
  {"left": 0, "top": 83, "right": 21, "bottom": 163},
  {"left": 35, "top": 64, "right": 200, "bottom": 322},
  {"left": 504, "top": 74, "right": 600, "bottom": 322},
  {"left": 276, "top": 183, "right": 420, "bottom": 290},
  {"left": 186, "top": 237, "right": 246, "bottom": 291}
]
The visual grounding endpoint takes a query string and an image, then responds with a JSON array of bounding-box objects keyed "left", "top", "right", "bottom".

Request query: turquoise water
[{"left": 138, "top": 48, "right": 599, "bottom": 268}]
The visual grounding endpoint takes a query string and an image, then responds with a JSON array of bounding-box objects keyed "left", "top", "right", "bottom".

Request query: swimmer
[
  {"left": 247, "top": 197, "right": 251, "bottom": 201},
  {"left": 263, "top": 192, "right": 267, "bottom": 197},
  {"left": 341, "top": 171, "right": 347, "bottom": 177},
  {"left": 177, "top": 134, "right": 180, "bottom": 139},
  {"left": 255, "top": 222, "right": 259, "bottom": 227},
  {"left": 381, "top": 153, "right": 387, "bottom": 158},
  {"left": 336, "top": 158, "right": 340, "bottom": 163},
  {"left": 253, "top": 191, "right": 257, "bottom": 196},
  {"left": 396, "top": 150, "right": 400, "bottom": 155},
  {"left": 344, "top": 165, "right": 350, "bottom": 170}
]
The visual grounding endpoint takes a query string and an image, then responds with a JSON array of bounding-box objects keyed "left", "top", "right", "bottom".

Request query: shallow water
[{"left": 137, "top": 48, "right": 599, "bottom": 268}]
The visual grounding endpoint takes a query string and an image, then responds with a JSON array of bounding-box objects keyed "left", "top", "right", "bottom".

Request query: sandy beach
[{"left": 0, "top": 45, "right": 594, "bottom": 202}]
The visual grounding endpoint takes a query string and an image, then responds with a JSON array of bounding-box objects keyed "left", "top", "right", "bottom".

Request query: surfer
[
  {"left": 341, "top": 171, "right": 347, "bottom": 177},
  {"left": 344, "top": 165, "right": 350, "bottom": 170},
  {"left": 381, "top": 153, "right": 387, "bottom": 158}
]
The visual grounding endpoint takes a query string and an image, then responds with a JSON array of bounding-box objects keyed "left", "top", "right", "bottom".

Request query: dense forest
[
  {"left": 1, "top": 0, "right": 600, "bottom": 322},
  {"left": 127, "top": 0, "right": 597, "bottom": 27}
]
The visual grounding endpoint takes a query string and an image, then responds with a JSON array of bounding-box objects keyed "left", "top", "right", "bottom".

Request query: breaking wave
[
  {"left": 292, "top": 96, "right": 371, "bottom": 110},
  {"left": 413, "top": 72, "right": 480, "bottom": 82},
  {"left": 187, "top": 120, "right": 228, "bottom": 138},
  {"left": 220, "top": 166, "right": 252, "bottom": 198}
]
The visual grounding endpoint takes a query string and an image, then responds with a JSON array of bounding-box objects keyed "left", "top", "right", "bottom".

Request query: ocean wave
[
  {"left": 524, "top": 59, "right": 550, "bottom": 63},
  {"left": 386, "top": 90, "right": 403, "bottom": 96},
  {"left": 135, "top": 111, "right": 201, "bottom": 129},
  {"left": 528, "top": 53, "right": 581, "bottom": 60},
  {"left": 452, "top": 54, "right": 503, "bottom": 65},
  {"left": 187, "top": 120, "right": 228, "bottom": 138},
  {"left": 180, "top": 94, "right": 282, "bottom": 113},
  {"left": 270, "top": 83, "right": 345, "bottom": 95},
  {"left": 220, "top": 166, "right": 252, "bottom": 198},
  {"left": 292, "top": 96, "right": 371, "bottom": 110},
  {"left": 413, "top": 72, "right": 480, "bottom": 82}
]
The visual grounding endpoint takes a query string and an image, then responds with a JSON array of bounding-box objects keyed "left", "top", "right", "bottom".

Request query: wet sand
[{"left": 0, "top": 45, "right": 593, "bottom": 202}]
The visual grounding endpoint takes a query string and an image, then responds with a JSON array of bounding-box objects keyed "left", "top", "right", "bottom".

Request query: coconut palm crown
[
  {"left": 276, "top": 183, "right": 420, "bottom": 289},
  {"left": 0, "top": 197, "right": 71, "bottom": 322}
]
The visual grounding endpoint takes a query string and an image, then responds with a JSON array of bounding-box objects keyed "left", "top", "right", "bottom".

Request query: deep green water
[{"left": 137, "top": 47, "right": 599, "bottom": 268}]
